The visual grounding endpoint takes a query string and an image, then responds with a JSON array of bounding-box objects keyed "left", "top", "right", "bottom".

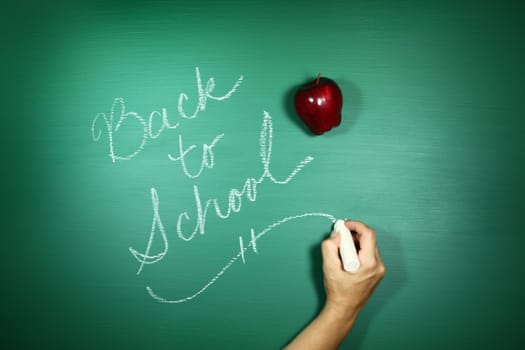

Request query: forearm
[{"left": 284, "top": 304, "right": 358, "bottom": 350}]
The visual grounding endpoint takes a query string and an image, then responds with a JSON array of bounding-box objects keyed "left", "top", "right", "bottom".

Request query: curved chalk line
[{"left": 146, "top": 212, "right": 335, "bottom": 303}]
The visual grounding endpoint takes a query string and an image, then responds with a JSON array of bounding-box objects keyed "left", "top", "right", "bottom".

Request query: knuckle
[
  {"left": 362, "top": 258, "right": 386, "bottom": 278},
  {"left": 362, "top": 258, "right": 378, "bottom": 270},
  {"left": 377, "top": 263, "right": 387, "bottom": 277}
]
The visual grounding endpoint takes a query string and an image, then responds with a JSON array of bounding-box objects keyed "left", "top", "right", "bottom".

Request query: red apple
[{"left": 294, "top": 74, "right": 343, "bottom": 135}]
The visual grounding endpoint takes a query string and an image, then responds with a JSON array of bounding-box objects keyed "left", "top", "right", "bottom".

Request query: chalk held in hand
[{"left": 332, "top": 219, "right": 360, "bottom": 272}]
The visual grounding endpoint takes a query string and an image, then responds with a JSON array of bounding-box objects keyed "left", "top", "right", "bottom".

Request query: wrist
[{"left": 321, "top": 301, "right": 359, "bottom": 329}]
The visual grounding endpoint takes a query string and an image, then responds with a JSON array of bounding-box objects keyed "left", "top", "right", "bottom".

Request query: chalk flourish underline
[{"left": 146, "top": 212, "right": 335, "bottom": 303}]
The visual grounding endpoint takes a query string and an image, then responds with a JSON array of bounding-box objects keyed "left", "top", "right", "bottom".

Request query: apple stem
[{"left": 316, "top": 73, "right": 322, "bottom": 85}]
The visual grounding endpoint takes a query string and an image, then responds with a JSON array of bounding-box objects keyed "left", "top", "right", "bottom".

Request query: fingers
[
  {"left": 375, "top": 247, "right": 387, "bottom": 277},
  {"left": 323, "top": 219, "right": 385, "bottom": 276},
  {"left": 344, "top": 220, "right": 377, "bottom": 267}
]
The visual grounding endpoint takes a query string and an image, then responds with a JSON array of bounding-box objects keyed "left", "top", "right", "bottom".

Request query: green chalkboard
[{"left": 2, "top": 1, "right": 524, "bottom": 349}]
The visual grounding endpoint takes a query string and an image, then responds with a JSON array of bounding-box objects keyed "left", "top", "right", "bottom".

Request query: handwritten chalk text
[
  {"left": 91, "top": 67, "right": 243, "bottom": 162},
  {"left": 129, "top": 111, "right": 314, "bottom": 276},
  {"left": 91, "top": 69, "right": 334, "bottom": 304}
]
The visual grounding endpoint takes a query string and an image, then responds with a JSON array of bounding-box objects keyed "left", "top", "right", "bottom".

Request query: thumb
[{"left": 321, "top": 233, "right": 343, "bottom": 271}]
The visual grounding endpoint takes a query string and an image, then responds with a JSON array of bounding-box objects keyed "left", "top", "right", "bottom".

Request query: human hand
[
  {"left": 284, "top": 220, "right": 386, "bottom": 350},
  {"left": 321, "top": 220, "right": 386, "bottom": 321}
]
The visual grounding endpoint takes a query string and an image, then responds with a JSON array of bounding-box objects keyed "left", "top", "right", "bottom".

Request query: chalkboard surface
[{"left": 2, "top": 1, "right": 524, "bottom": 349}]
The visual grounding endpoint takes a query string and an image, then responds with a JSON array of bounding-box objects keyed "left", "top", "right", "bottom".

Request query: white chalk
[{"left": 332, "top": 219, "right": 360, "bottom": 272}]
